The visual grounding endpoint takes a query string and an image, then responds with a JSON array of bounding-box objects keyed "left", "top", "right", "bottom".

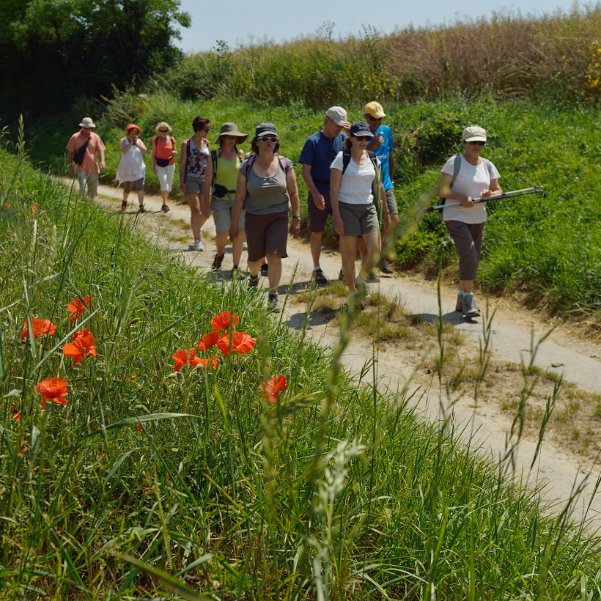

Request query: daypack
[
  {"left": 153, "top": 136, "right": 176, "bottom": 167},
  {"left": 437, "top": 154, "right": 496, "bottom": 219},
  {"left": 73, "top": 138, "right": 90, "bottom": 166}
]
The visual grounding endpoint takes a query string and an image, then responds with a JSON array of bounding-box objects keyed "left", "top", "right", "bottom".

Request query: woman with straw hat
[
  {"left": 151, "top": 121, "right": 177, "bottom": 213},
  {"left": 210, "top": 123, "right": 248, "bottom": 276}
]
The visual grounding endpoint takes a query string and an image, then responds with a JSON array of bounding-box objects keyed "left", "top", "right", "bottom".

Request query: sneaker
[
  {"left": 455, "top": 292, "right": 464, "bottom": 312},
  {"left": 462, "top": 292, "right": 480, "bottom": 318},
  {"left": 193, "top": 239, "right": 204, "bottom": 251},
  {"left": 138, "top": 205, "right": 146, "bottom": 213},
  {"left": 268, "top": 291, "right": 278, "bottom": 310},
  {"left": 312, "top": 268, "right": 328, "bottom": 286},
  {"left": 260, "top": 263, "right": 269, "bottom": 277},
  {"left": 366, "top": 271, "right": 380, "bottom": 283},
  {"left": 212, "top": 253, "right": 224, "bottom": 271},
  {"left": 380, "top": 259, "right": 394, "bottom": 275},
  {"left": 161, "top": 204, "right": 170, "bottom": 213},
  {"left": 249, "top": 274, "right": 259, "bottom": 288}
]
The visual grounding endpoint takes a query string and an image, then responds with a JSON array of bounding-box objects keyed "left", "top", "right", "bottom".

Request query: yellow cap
[{"left": 363, "top": 101, "right": 386, "bottom": 119}]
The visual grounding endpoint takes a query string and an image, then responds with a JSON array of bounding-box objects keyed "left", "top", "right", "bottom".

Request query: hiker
[
  {"left": 438, "top": 125, "right": 501, "bottom": 318},
  {"left": 364, "top": 101, "right": 399, "bottom": 274},
  {"left": 116, "top": 123, "right": 147, "bottom": 212},
  {"left": 230, "top": 123, "right": 301, "bottom": 309},
  {"left": 210, "top": 123, "right": 248, "bottom": 276},
  {"left": 330, "top": 121, "right": 389, "bottom": 294},
  {"left": 66, "top": 117, "right": 106, "bottom": 199},
  {"left": 299, "top": 106, "right": 350, "bottom": 285},
  {"left": 179, "top": 116, "right": 212, "bottom": 251},
  {"left": 151, "top": 121, "right": 177, "bottom": 213}
]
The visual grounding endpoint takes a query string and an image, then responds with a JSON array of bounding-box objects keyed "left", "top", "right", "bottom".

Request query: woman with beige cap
[
  {"left": 210, "top": 123, "right": 248, "bottom": 276},
  {"left": 151, "top": 121, "right": 177, "bottom": 212},
  {"left": 438, "top": 125, "right": 502, "bottom": 318}
]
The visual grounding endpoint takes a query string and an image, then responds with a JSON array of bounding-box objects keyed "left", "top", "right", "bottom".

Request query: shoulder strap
[
  {"left": 211, "top": 149, "right": 218, "bottom": 184},
  {"left": 451, "top": 154, "right": 462, "bottom": 187},
  {"left": 277, "top": 155, "right": 289, "bottom": 173},
  {"left": 342, "top": 151, "right": 352, "bottom": 174},
  {"left": 242, "top": 154, "right": 256, "bottom": 177}
]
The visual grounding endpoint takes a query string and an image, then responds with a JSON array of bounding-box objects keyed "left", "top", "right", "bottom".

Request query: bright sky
[{"left": 176, "top": 0, "right": 580, "bottom": 53}]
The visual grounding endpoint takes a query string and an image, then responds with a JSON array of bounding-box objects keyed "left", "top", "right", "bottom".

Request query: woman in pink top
[{"left": 152, "top": 121, "right": 177, "bottom": 213}]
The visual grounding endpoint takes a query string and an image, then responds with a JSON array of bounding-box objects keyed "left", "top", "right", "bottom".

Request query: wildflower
[
  {"left": 197, "top": 331, "right": 219, "bottom": 351},
  {"left": 197, "top": 355, "right": 219, "bottom": 369},
  {"left": 172, "top": 349, "right": 202, "bottom": 372},
  {"left": 67, "top": 295, "right": 91, "bottom": 322},
  {"left": 260, "top": 375, "right": 288, "bottom": 404},
  {"left": 11, "top": 403, "right": 21, "bottom": 421},
  {"left": 31, "top": 204, "right": 38, "bottom": 215},
  {"left": 5, "top": 203, "right": 11, "bottom": 210},
  {"left": 20, "top": 318, "right": 57, "bottom": 341},
  {"left": 211, "top": 310, "right": 240, "bottom": 331},
  {"left": 35, "top": 377, "right": 69, "bottom": 409},
  {"left": 217, "top": 331, "right": 256, "bottom": 356},
  {"left": 63, "top": 328, "right": 97, "bottom": 367},
  {"left": 135, "top": 420, "right": 143, "bottom": 433}
]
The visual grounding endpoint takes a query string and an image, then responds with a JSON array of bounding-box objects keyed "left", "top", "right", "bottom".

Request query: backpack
[{"left": 437, "top": 154, "right": 496, "bottom": 219}]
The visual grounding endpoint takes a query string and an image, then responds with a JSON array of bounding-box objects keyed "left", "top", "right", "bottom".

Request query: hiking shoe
[
  {"left": 138, "top": 204, "right": 146, "bottom": 213},
  {"left": 268, "top": 291, "right": 278, "bottom": 310},
  {"left": 121, "top": 201, "right": 128, "bottom": 212},
  {"left": 455, "top": 292, "right": 464, "bottom": 312},
  {"left": 193, "top": 239, "right": 204, "bottom": 251},
  {"left": 212, "top": 253, "right": 224, "bottom": 271},
  {"left": 312, "top": 268, "right": 328, "bottom": 286},
  {"left": 161, "top": 204, "right": 170, "bottom": 213},
  {"left": 249, "top": 274, "right": 259, "bottom": 288},
  {"left": 380, "top": 259, "right": 394, "bottom": 275},
  {"left": 260, "top": 263, "right": 269, "bottom": 277},
  {"left": 462, "top": 292, "right": 480, "bottom": 318},
  {"left": 366, "top": 271, "right": 380, "bottom": 283}
]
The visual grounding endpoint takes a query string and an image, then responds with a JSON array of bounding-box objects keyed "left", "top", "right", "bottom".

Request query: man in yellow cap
[{"left": 364, "top": 101, "right": 398, "bottom": 274}]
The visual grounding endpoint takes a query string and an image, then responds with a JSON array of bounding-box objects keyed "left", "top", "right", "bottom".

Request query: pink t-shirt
[{"left": 66, "top": 131, "right": 105, "bottom": 173}]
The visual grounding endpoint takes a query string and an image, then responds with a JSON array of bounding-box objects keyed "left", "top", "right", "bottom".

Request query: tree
[{"left": 0, "top": 0, "right": 190, "bottom": 123}]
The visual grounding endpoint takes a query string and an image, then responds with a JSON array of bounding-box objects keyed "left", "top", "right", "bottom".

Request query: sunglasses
[
  {"left": 158, "top": 128, "right": 169, "bottom": 133},
  {"left": 258, "top": 136, "right": 278, "bottom": 143},
  {"left": 354, "top": 135, "right": 372, "bottom": 141},
  {"left": 467, "top": 140, "right": 485, "bottom": 146}
]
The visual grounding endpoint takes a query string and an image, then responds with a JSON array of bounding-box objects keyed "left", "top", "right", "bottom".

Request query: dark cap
[
  {"left": 255, "top": 122, "right": 278, "bottom": 138},
  {"left": 350, "top": 121, "right": 374, "bottom": 138}
]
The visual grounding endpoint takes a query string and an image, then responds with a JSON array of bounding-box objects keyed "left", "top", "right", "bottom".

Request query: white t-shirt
[
  {"left": 441, "top": 156, "right": 500, "bottom": 224},
  {"left": 330, "top": 151, "right": 380, "bottom": 205}
]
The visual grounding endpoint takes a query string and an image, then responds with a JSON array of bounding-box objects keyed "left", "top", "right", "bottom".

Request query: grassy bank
[{"left": 2, "top": 150, "right": 601, "bottom": 597}]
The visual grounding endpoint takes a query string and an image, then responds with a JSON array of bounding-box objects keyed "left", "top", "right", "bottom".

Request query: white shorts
[{"left": 155, "top": 164, "right": 175, "bottom": 192}]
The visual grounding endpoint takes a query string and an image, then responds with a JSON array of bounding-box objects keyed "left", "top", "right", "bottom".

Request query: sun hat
[
  {"left": 79, "top": 117, "right": 96, "bottom": 128},
  {"left": 325, "top": 106, "right": 348, "bottom": 126},
  {"left": 126, "top": 123, "right": 141, "bottom": 134},
  {"left": 363, "top": 101, "right": 386, "bottom": 119},
  {"left": 462, "top": 125, "right": 487, "bottom": 142},
  {"left": 216, "top": 122, "right": 248, "bottom": 143},
  {"left": 155, "top": 121, "right": 172, "bottom": 133},
  {"left": 255, "top": 123, "right": 278, "bottom": 138},
  {"left": 350, "top": 121, "right": 374, "bottom": 138}
]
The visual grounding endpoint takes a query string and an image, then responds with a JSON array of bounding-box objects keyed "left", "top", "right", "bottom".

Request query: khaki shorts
[
  {"left": 384, "top": 188, "right": 398, "bottom": 215},
  {"left": 184, "top": 176, "right": 205, "bottom": 195},
  {"left": 339, "top": 202, "right": 379, "bottom": 237},
  {"left": 212, "top": 197, "right": 244, "bottom": 234},
  {"left": 245, "top": 211, "right": 288, "bottom": 261}
]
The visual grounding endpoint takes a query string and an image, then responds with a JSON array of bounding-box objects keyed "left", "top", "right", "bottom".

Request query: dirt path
[{"left": 68, "top": 179, "right": 601, "bottom": 530}]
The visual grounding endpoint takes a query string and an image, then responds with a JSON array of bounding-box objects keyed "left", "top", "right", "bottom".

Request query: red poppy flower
[
  {"left": 197, "top": 331, "right": 219, "bottom": 351},
  {"left": 211, "top": 310, "right": 240, "bottom": 331},
  {"left": 4, "top": 203, "right": 11, "bottom": 210},
  {"left": 20, "top": 318, "right": 57, "bottom": 341},
  {"left": 135, "top": 420, "right": 143, "bottom": 433},
  {"left": 11, "top": 403, "right": 21, "bottom": 421},
  {"left": 63, "top": 328, "right": 97, "bottom": 367},
  {"left": 217, "top": 331, "right": 256, "bottom": 356},
  {"left": 197, "top": 355, "right": 219, "bottom": 369},
  {"left": 67, "top": 295, "right": 91, "bottom": 323},
  {"left": 31, "top": 204, "right": 38, "bottom": 215},
  {"left": 260, "top": 375, "right": 288, "bottom": 404},
  {"left": 35, "top": 377, "right": 69, "bottom": 409},
  {"left": 172, "top": 349, "right": 203, "bottom": 372}
]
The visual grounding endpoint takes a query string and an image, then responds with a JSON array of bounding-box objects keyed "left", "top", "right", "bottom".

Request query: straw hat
[{"left": 216, "top": 122, "right": 248, "bottom": 143}]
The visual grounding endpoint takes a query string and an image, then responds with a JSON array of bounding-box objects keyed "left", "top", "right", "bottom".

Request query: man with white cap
[
  {"left": 299, "top": 106, "right": 351, "bottom": 284},
  {"left": 66, "top": 117, "right": 106, "bottom": 198},
  {"left": 364, "top": 101, "right": 398, "bottom": 274}
]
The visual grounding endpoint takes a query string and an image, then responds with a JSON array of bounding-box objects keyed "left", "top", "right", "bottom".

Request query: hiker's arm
[
  {"left": 66, "top": 150, "right": 74, "bottom": 176},
  {"left": 481, "top": 179, "right": 502, "bottom": 198},
  {"left": 137, "top": 138, "right": 147, "bottom": 154},
  {"left": 98, "top": 144, "right": 105, "bottom": 171},
  {"left": 301, "top": 163, "right": 324, "bottom": 210},
  {"left": 230, "top": 172, "right": 246, "bottom": 240},
  {"left": 286, "top": 168, "right": 301, "bottom": 237},
  {"left": 330, "top": 168, "right": 344, "bottom": 236},
  {"left": 202, "top": 158, "right": 213, "bottom": 216},
  {"left": 179, "top": 143, "right": 187, "bottom": 189}
]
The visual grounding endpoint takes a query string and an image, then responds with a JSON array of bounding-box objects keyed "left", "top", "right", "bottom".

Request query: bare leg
[
  {"left": 266, "top": 253, "right": 282, "bottom": 292},
  {"left": 248, "top": 259, "right": 261, "bottom": 278},
  {"left": 359, "top": 231, "right": 380, "bottom": 279},
  {"left": 339, "top": 236, "right": 358, "bottom": 292},
  {"left": 186, "top": 194, "right": 202, "bottom": 240},
  {"left": 310, "top": 231, "right": 323, "bottom": 269},
  {"left": 215, "top": 232, "right": 228, "bottom": 257},
  {"left": 137, "top": 189, "right": 144, "bottom": 207},
  {"left": 232, "top": 232, "right": 245, "bottom": 268}
]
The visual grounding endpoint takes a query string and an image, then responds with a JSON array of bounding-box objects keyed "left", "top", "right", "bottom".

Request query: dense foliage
[{"left": 0, "top": 0, "right": 190, "bottom": 124}]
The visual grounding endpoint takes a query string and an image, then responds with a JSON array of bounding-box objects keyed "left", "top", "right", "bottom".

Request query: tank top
[
  {"left": 214, "top": 153, "right": 241, "bottom": 197},
  {"left": 243, "top": 156, "right": 291, "bottom": 215},
  {"left": 185, "top": 138, "right": 209, "bottom": 179}
]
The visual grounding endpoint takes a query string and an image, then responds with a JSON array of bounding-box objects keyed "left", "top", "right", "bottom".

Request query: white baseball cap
[{"left": 325, "top": 106, "right": 348, "bottom": 126}]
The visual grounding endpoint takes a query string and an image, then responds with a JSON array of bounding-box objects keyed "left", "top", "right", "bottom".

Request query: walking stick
[{"left": 427, "top": 186, "right": 543, "bottom": 212}]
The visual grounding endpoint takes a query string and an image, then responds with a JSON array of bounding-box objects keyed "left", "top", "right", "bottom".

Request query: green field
[{"left": 2, "top": 146, "right": 601, "bottom": 598}]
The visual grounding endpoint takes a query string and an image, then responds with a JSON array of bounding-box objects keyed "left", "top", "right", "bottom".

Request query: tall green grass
[{"left": 2, "top": 149, "right": 601, "bottom": 597}]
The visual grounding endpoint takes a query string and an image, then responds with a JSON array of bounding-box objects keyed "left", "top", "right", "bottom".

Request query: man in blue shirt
[
  {"left": 300, "top": 106, "right": 350, "bottom": 284},
  {"left": 364, "top": 101, "right": 398, "bottom": 275}
]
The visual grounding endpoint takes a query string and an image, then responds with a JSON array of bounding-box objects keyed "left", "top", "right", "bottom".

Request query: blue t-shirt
[
  {"left": 299, "top": 130, "right": 345, "bottom": 194},
  {"left": 370, "top": 125, "right": 394, "bottom": 190}
]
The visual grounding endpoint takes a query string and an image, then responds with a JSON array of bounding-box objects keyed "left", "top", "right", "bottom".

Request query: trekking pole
[{"left": 427, "top": 186, "right": 543, "bottom": 212}]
